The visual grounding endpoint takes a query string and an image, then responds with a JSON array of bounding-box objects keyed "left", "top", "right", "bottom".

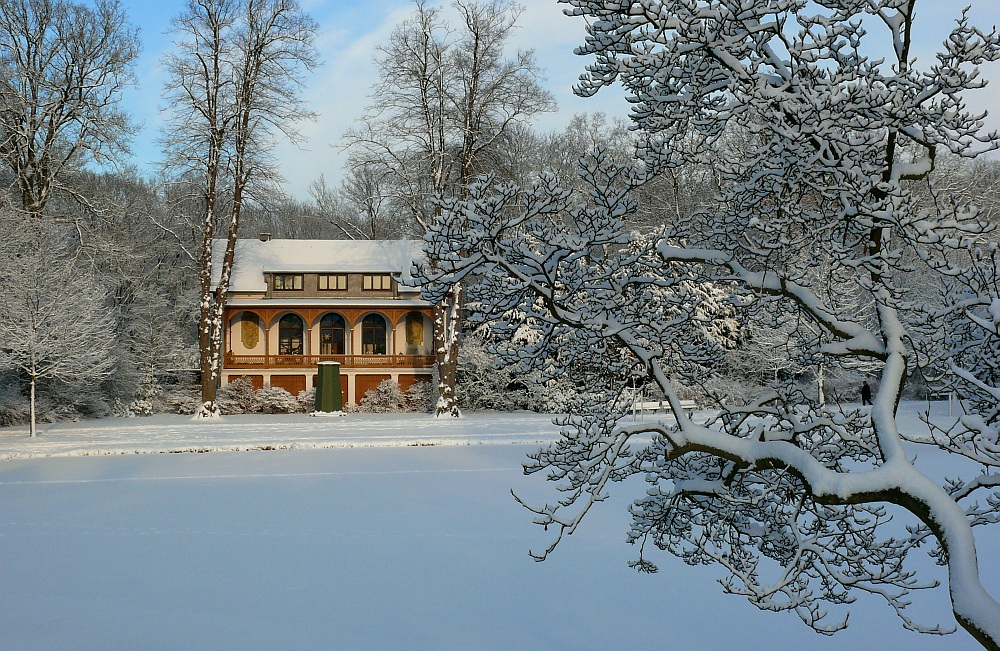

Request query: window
[
  {"left": 278, "top": 314, "right": 304, "bottom": 355},
  {"left": 362, "top": 274, "right": 392, "bottom": 291},
  {"left": 318, "top": 274, "right": 348, "bottom": 291},
  {"left": 361, "top": 314, "right": 387, "bottom": 355},
  {"left": 320, "top": 313, "right": 346, "bottom": 355},
  {"left": 273, "top": 274, "right": 302, "bottom": 291}
]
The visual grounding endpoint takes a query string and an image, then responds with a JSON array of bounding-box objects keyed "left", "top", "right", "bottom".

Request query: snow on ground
[
  {"left": 0, "top": 402, "right": 995, "bottom": 650},
  {"left": 0, "top": 411, "right": 568, "bottom": 459}
]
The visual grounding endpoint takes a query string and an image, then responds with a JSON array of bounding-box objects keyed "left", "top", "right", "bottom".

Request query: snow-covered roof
[{"left": 211, "top": 239, "right": 426, "bottom": 293}]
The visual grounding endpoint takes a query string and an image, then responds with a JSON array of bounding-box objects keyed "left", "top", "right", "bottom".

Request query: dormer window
[
  {"left": 363, "top": 274, "right": 392, "bottom": 291},
  {"left": 319, "top": 274, "right": 348, "bottom": 291},
  {"left": 273, "top": 274, "right": 302, "bottom": 290}
]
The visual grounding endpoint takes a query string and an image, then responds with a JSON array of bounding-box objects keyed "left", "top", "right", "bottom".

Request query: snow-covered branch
[{"left": 414, "top": 0, "right": 1000, "bottom": 642}]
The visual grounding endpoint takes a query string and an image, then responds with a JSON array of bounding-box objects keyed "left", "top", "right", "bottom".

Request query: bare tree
[
  {"left": 309, "top": 167, "right": 412, "bottom": 240},
  {"left": 161, "top": 0, "right": 318, "bottom": 417},
  {"left": 0, "top": 216, "right": 115, "bottom": 437},
  {"left": 0, "top": 0, "right": 139, "bottom": 217},
  {"left": 347, "top": 0, "right": 555, "bottom": 416},
  {"left": 416, "top": 0, "right": 1000, "bottom": 647}
]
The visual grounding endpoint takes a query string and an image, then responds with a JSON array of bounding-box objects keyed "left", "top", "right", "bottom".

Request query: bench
[{"left": 632, "top": 400, "right": 697, "bottom": 413}]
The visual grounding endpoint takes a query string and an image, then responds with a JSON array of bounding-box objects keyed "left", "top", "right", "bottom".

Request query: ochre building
[{"left": 213, "top": 237, "right": 434, "bottom": 405}]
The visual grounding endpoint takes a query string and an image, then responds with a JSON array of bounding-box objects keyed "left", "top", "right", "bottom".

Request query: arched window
[
  {"left": 320, "top": 313, "right": 346, "bottom": 355},
  {"left": 278, "top": 314, "right": 304, "bottom": 355},
  {"left": 405, "top": 312, "right": 425, "bottom": 355},
  {"left": 361, "top": 314, "right": 387, "bottom": 355}
]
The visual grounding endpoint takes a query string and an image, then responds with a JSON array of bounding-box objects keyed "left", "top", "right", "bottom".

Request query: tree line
[{"left": 2, "top": 0, "right": 998, "bottom": 429}]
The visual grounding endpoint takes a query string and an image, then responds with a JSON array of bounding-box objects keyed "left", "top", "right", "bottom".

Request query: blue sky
[{"left": 118, "top": 0, "right": 1000, "bottom": 201}]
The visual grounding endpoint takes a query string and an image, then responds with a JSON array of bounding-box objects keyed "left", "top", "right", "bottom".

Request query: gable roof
[{"left": 211, "top": 239, "right": 426, "bottom": 293}]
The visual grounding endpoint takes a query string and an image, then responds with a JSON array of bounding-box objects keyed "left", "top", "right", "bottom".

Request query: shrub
[
  {"left": 163, "top": 386, "right": 201, "bottom": 415},
  {"left": 297, "top": 387, "right": 316, "bottom": 413},
  {"left": 405, "top": 381, "right": 435, "bottom": 413},
  {"left": 0, "top": 382, "right": 28, "bottom": 427},
  {"left": 457, "top": 333, "right": 536, "bottom": 411},
  {"left": 216, "top": 377, "right": 258, "bottom": 414},
  {"left": 129, "top": 371, "right": 163, "bottom": 416},
  {"left": 359, "top": 379, "right": 409, "bottom": 413},
  {"left": 255, "top": 384, "right": 300, "bottom": 414},
  {"left": 532, "top": 377, "right": 578, "bottom": 414}
]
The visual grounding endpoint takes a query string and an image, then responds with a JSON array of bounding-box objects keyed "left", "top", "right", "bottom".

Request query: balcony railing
[{"left": 224, "top": 353, "right": 436, "bottom": 370}]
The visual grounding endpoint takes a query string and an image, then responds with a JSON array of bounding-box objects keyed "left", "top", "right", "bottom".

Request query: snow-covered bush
[
  {"left": 40, "top": 381, "right": 111, "bottom": 422},
  {"left": 358, "top": 379, "right": 408, "bottom": 413},
  {"left": 456, "top": 331, "right": 546, "bottom": 411},
  {"left": 163, "top": 386, "right": 201, "bottom": 415},
  {"left": 405, "top": 381, "right": 435, "bottom": 413},
  {"left": 216, "top": 377, "right": 258, "bottom": 414},
  {"left": 112, "top": 399, "right": 135, "bottom": 418},
  {"left": 0, "top": 380, "right": 28, "bottom": 427},
  {"left": 297, "top": 388, "right": 316, "bottom": 413},
  {"left": 355, "top": 380, "right": 437, "bottom": 413},
  {"left": 255, "top": 385, "right": 300, "bottom": 414},
  {"left": 532, "top": 378, "right": 577, "bottom": 414},
  {"left": 128, "top": 371, "right": 163, "bottom": 416}
]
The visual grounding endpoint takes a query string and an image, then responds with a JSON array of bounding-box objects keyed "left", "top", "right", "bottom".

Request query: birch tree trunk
[{"left": 29, "top": 375, "right": 36, "bottom": 439}]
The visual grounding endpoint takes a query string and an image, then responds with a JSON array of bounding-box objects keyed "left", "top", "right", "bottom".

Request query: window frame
[
  {"left": 278, "top": 313, "right": 305, "bottom": 355},
  {"left": 272, "top": 273, "right": 303, "bottom": 291},
  {"left": 318, "top": 274, "right": 348, "bottom": 291},
  {"left": 361, "top": 314, "right": 387, "bottom": 355},
  {"left": 319, "top": 313, "right": 347, "bottom": 355},
  {"left": 362, "top": 274, "right": 392, "bottom": 291}
]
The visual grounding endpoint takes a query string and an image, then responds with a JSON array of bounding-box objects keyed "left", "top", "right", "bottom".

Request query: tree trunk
[
  {"left": 196, "top": 235, "right": 221, "bottom": 418},
  {"left": 433, "top": 285, "right": 462, "bottom": 417},
  {"left": 29, "top": 375, "right": 36, "bottom": 438},
  {"left": 198, "top": 326, "right": 220, "bottom": 417}
]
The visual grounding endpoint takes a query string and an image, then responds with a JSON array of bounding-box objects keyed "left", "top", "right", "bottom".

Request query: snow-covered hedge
[
  {"left": 0, "top": 381, "right": 29, "bottom": 428},
  {"left": 163, "top": 386, "right": 201, "bottom": 415}
]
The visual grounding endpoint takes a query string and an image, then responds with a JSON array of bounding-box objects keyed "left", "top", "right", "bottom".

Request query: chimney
[{"left": 259, "top": 232, "right": 271, "bottom": 242}]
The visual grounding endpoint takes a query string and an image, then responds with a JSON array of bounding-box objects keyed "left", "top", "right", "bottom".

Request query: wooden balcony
[{"left": 224, "top": 353, "right": 436, "bottom": 370}]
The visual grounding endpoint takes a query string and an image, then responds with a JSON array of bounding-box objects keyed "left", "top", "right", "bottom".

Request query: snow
[
  {"left": 210, "top": 239, "right": 426, "bottom": 293},
  {"left": 0, "top": 403, "right": 996, "bottom": 650},
  {"left": 0, "top": 412, "right": 562, "bottom": 459}
]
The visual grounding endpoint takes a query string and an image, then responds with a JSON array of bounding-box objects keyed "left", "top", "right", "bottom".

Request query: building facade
[{"left": 214, "top": 238, "right": 434, "bottom": 405}]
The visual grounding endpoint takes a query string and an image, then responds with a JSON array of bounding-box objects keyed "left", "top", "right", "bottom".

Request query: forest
[{"left": 0, "top": 0, "right": 997, "bottom": 427}]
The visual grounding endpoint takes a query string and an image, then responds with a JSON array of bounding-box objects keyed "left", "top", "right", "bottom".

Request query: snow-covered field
[
  {"left": 0, "top": 404, "right": 995, "bottom": 650},
  {"left": 0, "top": 411, "right": 566, "bottom": 460}
]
